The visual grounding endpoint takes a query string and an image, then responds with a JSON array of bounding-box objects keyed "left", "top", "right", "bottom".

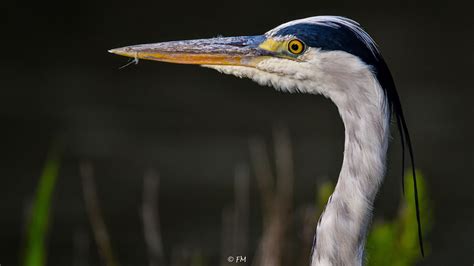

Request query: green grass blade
[{"left": 23, "top": 149, "right": 61, "bottom": 266}]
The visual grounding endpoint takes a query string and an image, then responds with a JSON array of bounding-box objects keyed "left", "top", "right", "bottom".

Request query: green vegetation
[
  {"left": 366, "top": 170, "right": 432, "bottom": 266},
  {"left": 23, "top": 148, "right": 61, "bottom": 266}
]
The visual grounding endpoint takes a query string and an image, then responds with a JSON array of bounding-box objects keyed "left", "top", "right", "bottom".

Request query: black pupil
[{"left": 291, "top": 43, "right": 300, "bottom": 51}]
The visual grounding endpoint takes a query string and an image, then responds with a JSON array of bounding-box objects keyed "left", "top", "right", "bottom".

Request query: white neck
[
  {"left": 204, "top": 49, "right": 391, "bottom": 266},
  {"left": 310, "top": 53, "right": 390, "bottom": 266}
]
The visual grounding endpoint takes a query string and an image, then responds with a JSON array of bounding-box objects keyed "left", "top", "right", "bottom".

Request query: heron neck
[{"left": 311, "top": 82, "right": 390, "bottom": 265}]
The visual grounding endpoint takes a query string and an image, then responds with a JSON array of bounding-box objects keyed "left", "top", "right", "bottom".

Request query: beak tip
[
  {"left": 108, "top": 47, "right": 134, "bottom": 58},
  {"left": 108, "top": 48, "right": 119, "bottom": 54}
]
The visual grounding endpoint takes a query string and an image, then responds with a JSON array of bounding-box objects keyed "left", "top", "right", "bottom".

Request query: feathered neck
[{"left": 310, "top": 63, "right": 390, "bottom": 266}]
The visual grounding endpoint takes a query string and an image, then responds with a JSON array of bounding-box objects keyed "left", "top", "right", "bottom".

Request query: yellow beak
[{"left": 109, "top": 35, "right": 272, "bottom": 67}]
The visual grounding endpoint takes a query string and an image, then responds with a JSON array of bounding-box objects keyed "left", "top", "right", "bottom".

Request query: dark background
[{"left": 2, "top": 0, "right": 473, "bottom": 265}]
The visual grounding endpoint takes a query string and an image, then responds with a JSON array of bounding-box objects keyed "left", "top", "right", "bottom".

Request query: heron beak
[{"left": 109, "top": 35, "right": 272, "bottom": 67}]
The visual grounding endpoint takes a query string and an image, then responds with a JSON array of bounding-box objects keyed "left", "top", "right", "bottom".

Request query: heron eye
[{"left": 288, "top": 39, "right": 305, "bottom": 55}]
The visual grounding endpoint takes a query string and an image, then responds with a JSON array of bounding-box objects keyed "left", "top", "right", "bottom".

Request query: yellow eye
[{"left": 288, "top": 39, "right": 305, "bottom": 54}]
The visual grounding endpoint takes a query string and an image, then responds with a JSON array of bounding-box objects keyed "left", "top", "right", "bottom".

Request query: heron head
[
  {"left": 109, "top": 16, "right": 424, "bottom": 256},
  {"left": 109, "top": 16, "right": 385, "bottom": 94}
]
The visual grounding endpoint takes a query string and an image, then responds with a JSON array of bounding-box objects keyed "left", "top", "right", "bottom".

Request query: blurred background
[{"left": 2, "top": 0, "right": 473, "bottom": 265}]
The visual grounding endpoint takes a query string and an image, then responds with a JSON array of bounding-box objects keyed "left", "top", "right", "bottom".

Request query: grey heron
[{"left": 109, "top": 16, "right": 423, "bottom": 266}]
